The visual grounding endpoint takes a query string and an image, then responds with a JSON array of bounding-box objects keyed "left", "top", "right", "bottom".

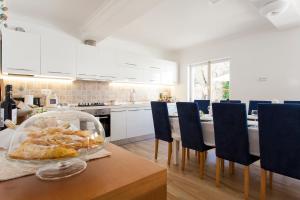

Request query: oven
[{"left": 81, "top": 108, "right": 111, "bottom": 138}]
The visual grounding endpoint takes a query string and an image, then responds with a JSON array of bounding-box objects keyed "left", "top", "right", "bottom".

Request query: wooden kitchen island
[{"left": 0, "top": 144, "right": 167, "bottom": 200}]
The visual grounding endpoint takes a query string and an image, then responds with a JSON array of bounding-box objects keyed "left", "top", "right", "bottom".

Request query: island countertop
[{"left": 0, "top": 144, "right": 167, "bottom": 200}]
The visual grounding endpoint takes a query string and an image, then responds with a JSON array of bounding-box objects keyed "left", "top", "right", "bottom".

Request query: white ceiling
[
  {"left": 113, "top": 0, "right": 274, "bottom": 50},
  {"left": 7, "top": 0, "right": 300, "bottom": 51}
]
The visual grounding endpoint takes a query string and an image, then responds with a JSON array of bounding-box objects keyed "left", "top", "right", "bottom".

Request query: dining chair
[
  {"left": 194, "top": 100, "right": 210, "bottom": 114},
  {"left": 248, "top": 100, "right": 272, "bottom": 115},
  {"left": 220, "top": 100, "right": 241, "bottom": 103},
  {"left": 151, "top": 101, "right": 173, "bottom": 166},
  {"left": 283, "top": 100, "right": 300, "bottom": 104},
  {"left": 176, "top": 102, "right": 214, "bottom": 178},
  {"left": 258, "top": 104, "right": 300, "bottom": 200},
  {"left": 212, "top": 103, "right": 259, "bottom": 199}
]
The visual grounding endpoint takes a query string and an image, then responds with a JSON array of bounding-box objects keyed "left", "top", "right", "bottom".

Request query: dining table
[{"left": 169, "top": 114, "right": 259, "bottom": 165}]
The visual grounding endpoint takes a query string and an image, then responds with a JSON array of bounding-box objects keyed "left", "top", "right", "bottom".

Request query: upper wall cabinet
[
  {"left": 98, "top": 46, "right": 119, "bottom": 81},
  {"left": 160, "top": 60, "right": 178, "bottom": 85},
  {"left": 142, "top": 58, "right": 161, "bottom": 84},
  {"left": 117, "top": 50, "right": 144, "bottom": 83},
  {"left": 76, "top": 44, "right": 100, "bottom": 80},
  {"left": 2, "top": 28, "right": 41, "bottom": 75},
  {"left": 41, "top": 35, "right": 76, "bottom": 78}
]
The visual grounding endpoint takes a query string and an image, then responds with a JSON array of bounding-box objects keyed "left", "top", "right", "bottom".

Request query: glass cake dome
[{"left": 7, "top": 110, "right": 107, "bottom": 180}]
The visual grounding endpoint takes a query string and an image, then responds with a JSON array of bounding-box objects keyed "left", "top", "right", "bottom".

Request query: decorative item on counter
[
  {"left": 129, "top": 89, "right": 136, "bottom": 103},
  {"left": 0, "top": 0, "right": 8, "bottom": 26},
  {"left": 41, "top": 89, "right": 58, "bottom": 108},
  {"left": 6, "top": 110, "right": 107, "bottom": 180}
]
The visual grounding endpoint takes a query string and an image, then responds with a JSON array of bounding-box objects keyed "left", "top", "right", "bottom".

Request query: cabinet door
[
  {"left": 77, "top": 44, "right": 100, "bottom": 79},
  {"left": 142, "top": 108, "right": 155, "bottom": 134},
  {"left": 110, "top": 109, "right": 127, "bottom": 141},
  {"left": 41, "top": 35, "right": 76, "bottom": 78},
  {"left": 98, "top": 46, "right": 119, "bottom": 81},
  {"left": 127, "top": 108, "right": 154, "bottom": 138},
  {"left": 2, "top": 28, "right": 41, "bottom": 75},
  {"left": 160, "top": 60, "right": 178, "bottom": 85},
  {"left": 121, "top": 65, "right": 144, "bottom": 83}
]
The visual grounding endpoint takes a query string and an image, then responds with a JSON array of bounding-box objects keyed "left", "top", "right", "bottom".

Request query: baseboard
[{"left": 111, "top": 134, "right": 155, "bottom": 146}]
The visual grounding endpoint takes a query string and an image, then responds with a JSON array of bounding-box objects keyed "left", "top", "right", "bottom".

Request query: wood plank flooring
[{"left": 120, "top": 139, "right": 300, "bottom": 200}]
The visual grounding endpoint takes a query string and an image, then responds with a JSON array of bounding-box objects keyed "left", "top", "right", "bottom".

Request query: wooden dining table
[
  {"left": 169, "top": 114, "right": 260, "bottom": 165},
  {"left": 0, "top": 144, "right": 167, "bottom": 200}
]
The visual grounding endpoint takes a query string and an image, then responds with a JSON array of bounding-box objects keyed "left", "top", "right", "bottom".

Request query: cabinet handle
[
  {"left": 111, "top": 110, "right": 126, "bottom": 112},
  {"left": 125, "top": 63, "right": 137, "bottom": 66},
  {"left": 48, "top": 71, "right": 71, "bottom": 75},
  {"left": 128, "top": 109, "right": 141, "bottom": 111},
  {"left": 150, "top": 66, "right": 160, "bottom": 69},
  {"left": 78, "top": 73, "right": 97, "bottom": 76},
  {"left": 8, "top": 68, "right": 33, "bottom": 71},
  {"left": 99, "top": 75, "right": 117, "bottom": 78},
  {"left": 128, "top": 77, "right": 137, "bottom": 80}
]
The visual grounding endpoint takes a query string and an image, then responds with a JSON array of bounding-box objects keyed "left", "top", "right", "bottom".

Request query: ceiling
[{"left": 7, "top": 0, "right": 300, "bottom": 51}]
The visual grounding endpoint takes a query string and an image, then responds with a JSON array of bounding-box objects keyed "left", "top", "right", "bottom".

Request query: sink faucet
[{"left": 129, "top": 89, "right": 136, "bottom": 103}]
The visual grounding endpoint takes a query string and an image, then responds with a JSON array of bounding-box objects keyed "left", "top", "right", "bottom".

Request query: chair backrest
[
  {"left": 176, "top": 102, "right": 206, "bottom": 151},
  {"left": 284, "top": 101, "right": 300, "bottom": 104},
  {"left": 212, "top": 103, "right": 253, "bottom": 165},
  {"left": 220, "top": 100, "right": 241, "bottom": 103},
  {"left": 248, "top": 100, "right": 272, "bottom": 115},
  {"left": 151, "top": 101, "right": 173, "bottom": 142},
  {"left": 258, "top": 104, "right": 300, "bottom": 179},
  {"left": 194, "top": 100, "right": 210, "bottom": 114}
]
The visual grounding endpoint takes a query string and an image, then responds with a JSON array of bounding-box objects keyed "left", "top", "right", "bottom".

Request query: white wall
[{"left": 176, "top": 27, "right": 300, "bottom": 102}]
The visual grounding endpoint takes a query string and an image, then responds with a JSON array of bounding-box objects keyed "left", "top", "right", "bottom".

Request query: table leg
[{"left": 173, "top": 140, "right": 180, "bottom": 165}]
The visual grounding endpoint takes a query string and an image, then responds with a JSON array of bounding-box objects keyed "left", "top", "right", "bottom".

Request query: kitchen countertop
[{"left": 0, "top": 144, "right": 167, "bottom": 200}]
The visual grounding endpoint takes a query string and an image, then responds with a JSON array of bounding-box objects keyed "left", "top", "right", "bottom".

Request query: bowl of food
[{"left": 7, "top": 110, "right": 106, "bottom": 180}]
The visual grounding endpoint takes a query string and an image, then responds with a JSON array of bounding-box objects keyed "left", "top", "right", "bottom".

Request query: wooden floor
[{"left": 120, "top": 139, "right": 300, "bottom": 200}]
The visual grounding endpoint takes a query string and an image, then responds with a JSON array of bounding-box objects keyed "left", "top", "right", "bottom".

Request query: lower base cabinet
[{"left": 110, "top": 106, "right": 154, "bottom": 141}]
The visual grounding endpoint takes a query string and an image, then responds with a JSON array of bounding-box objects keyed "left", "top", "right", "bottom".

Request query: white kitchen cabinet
[
  {"left": 98, "top": 46, "right": 119, "bottom": 81},
  {"left": 142, "top": 58, "right": 161, "bottom": 84},
  {"left": 2, "top": 28, "right": 41, "bottom": 75},
  {"left": 76, "top": 44, "right": 100, "bottom": 80},
  {"left": 41, "top": 35, "right": 76, "bottom": 78},
  {"left": 117, "top": 50, "right": 144, "bottom": 83},
  {"left": 126, "top": 107, "right": 154, "bottom": 138},
  {"left": 110, "top": 109, "right": 127, "bottom": 141},
  {"left": 160, "top": 60, "right": 178, "bottom": 85}
]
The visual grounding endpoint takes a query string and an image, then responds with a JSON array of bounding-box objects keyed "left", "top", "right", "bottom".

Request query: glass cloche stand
[{"left": 6, "top": 110, "right": 107, "bottom": 180}]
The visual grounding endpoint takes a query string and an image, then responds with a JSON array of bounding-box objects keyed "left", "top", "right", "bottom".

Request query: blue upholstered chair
[
  {"left": 220, "top": 100, "right": 241, "bottom": 103},
  {"left": 176, "top": 102, "right": 214, "bottom": 178},
  {"left": 258, "top": 104, "right": 300, "bottom": 200},
  {"left": 248, "top": 100, "right": 272, "bottom": 115},
  {"left": 284, "top": 100, "right": 300, "bottom": 104},
  {"left": 194, "top": 100, "right": 210, "bottom": 114},
  {"left": 212, "top": 103, "right": 259, "bottom": 199},
  {"left": 151, "top": 101, "right": 173, "bottom": 166}
]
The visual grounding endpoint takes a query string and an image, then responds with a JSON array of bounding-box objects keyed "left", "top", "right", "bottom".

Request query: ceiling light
[{"left": 259, "top": 0, "right": 290, "bottom": 17}]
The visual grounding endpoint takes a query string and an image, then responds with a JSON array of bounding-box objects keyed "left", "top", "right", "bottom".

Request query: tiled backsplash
[{"left": 3, "top": 78, "right": 172, "bottom": 104}]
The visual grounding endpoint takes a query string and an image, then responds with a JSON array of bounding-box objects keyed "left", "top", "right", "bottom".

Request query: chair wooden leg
[
  {"left": 167, "top": 142, "right": 172, "bottom": 166},
  {"left": 221, "top": 159, "right": 225, "bottom": 175},
  {"left": 216, "top": 157, "right": 221, "bottom": 187},
  {"left": 229, "top": 161, "right": 235, "bottom": 175},
  {"left": 154, "top": 139, "right": 159, "bottom": 160},
  {"left": 187, "top": 149, "right": 190, "bottom": 160},
  {"left": 204, "top": 151, "right": 208, "bottom": 161},
  {"left": 181, "top": 147, "right": 186, "bottom": 171},
  {"left": 244, "top": 166, "right": 250, "bottom": 200},
  {"left": 269, "top": 171, "right": 273, "bottom": 190},
  {"left": 198, "top": 151, "right": 201, "bottom": 164},
  {"left": 195, "top": 150, "right": 198, "bottom": 158},
  {"left": 200, "top": 152, "right": 205, "bottom": 179},
  {"left": 260, "top": 169, "right": 267, "bottom": 200}
]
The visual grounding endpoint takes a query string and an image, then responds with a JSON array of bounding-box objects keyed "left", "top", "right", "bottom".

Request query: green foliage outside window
[{"left": 222, "top": 81, "right": 230, "bottom": 100}]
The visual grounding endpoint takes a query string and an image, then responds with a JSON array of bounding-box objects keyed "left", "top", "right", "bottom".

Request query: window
[{"left": 189, "top": 59, "right": 230, "bottom": 101}]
